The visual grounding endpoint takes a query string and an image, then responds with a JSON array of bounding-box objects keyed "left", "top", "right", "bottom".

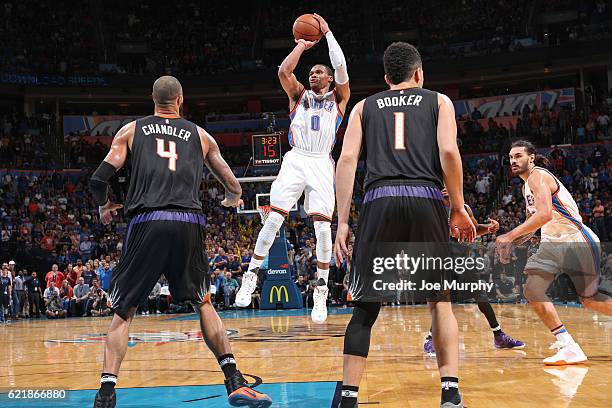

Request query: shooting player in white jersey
[
  {"left": 497, "top": 140, "right": 612, "bottom": 365},
  {"left": 236, "top": 14, "right": 350, "bottom": 323}
]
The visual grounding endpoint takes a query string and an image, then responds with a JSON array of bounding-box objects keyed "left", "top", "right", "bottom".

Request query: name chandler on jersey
[
  {"left": 141, "top": 123, "right": 192, "bottom": 141},
  {"left": 375, "top": 94, "right": 423, "bottom": 109}
]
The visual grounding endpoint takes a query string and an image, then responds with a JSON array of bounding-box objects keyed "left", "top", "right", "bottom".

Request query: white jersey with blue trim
[
  {"left": 523, "top": 166, "right": 594, "bottom": 241},
  {"left": 288, "top": 88, "right": 343, "bottom": 154}
]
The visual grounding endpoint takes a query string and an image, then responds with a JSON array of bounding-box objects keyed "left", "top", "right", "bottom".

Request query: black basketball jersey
[
  {"left": 361, "top": 87, "right": 443, "bottom": 190},
  {"left": 124, "top": 115, "right": 204, "bottom": 216}
]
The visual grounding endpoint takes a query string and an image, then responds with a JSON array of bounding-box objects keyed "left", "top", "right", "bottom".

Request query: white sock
[
  {"left": 553, "top": 325, "right": 574, "bottom": 345},
  {"left": 317, "top": 268, "right": 329, "bottom": 284},
  {"left": 247, "top": 257, "right": 264, "bottom": 273}
]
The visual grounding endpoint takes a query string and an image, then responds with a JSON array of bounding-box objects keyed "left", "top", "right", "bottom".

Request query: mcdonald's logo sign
[
  {"left": 269, "top": 285, "right": 289, "bottom": 303},
  {"left": 270, "top": 316, "right": 290, "bottom": 334}
]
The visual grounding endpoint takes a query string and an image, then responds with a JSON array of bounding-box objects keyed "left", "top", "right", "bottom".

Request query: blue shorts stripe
[{"left": 552, "top": 196, "right": 599, "bottom": 270}]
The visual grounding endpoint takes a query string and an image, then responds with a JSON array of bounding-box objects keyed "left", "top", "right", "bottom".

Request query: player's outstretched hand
[
  {"left": 486, "top": 218, "right": 500, "bottom": 234},
  {"left": 221, "top": 195, "right": 244, "bottom": 208},
  {"left": 99, "top": 201, "right": 123, "bottom": 225},
  {"left": 295, "top": 38, "right": 318, "bottom": 50},
  {"left": 334, "top": 222, "right": 350, "bottom": 268},
  {"left": 312, "top": 13, "right": 330, "bottom": 35},
  {"left": 449, "top": 206, "right": 476, "bottom": 243},
  {"left": 495, "top": 233, "right": 513, "bottom": 264}
]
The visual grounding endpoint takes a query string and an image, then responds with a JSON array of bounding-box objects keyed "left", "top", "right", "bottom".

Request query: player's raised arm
[
  {"left": 89, "top": 121, "right": 134, "bottom": 224},
  {"left": 313, "top": 14, "right": 350, "bottom": 113},
  {"left": 198, "top": 127, "right": 242, "bottom": 208},
  {"left": 278, "top": 38, "right": 316, "bottom": 107},
  {"left": 334, "top": 100, "right": 364, "bottom": 266},
  {"left": 437, "top": 93, "right": 475, "bottom": 243}
]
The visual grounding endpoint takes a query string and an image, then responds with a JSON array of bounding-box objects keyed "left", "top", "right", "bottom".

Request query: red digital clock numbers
[{"left": 252, "top": 133, "right": 282, "bottom": 166}]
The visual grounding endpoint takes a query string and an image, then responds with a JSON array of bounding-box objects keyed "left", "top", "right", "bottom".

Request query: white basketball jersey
[
  {"left": 288, "top": 89, "right": 343, "bottom": 154},
  {"left": 523, "top": 167, "right": 586, "bottom": 240}
]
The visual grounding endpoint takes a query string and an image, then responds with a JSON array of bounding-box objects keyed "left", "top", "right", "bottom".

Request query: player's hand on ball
[
  {"left": 295, "top": 38, "right": 318, "bottom": 50},
  {"left": 449, "top": 207, "right": 476, "bottom": 243},
  {"left": 312, "top": 13, "right": 330, "bottom": 35},
  {"left": 334, "top": 222, "right": 350, "bottom": 267},
  {"left": 221, "top": 195, "right": 243, "bottom": 208},
  {"left": 486, "top": 218, "right": 500, "bottom": 234},
  {"left": 99, "top": 201, "right": 123, "bottom": 225}
]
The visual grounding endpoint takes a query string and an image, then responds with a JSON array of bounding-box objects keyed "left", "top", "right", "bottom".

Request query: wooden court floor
[{"left": 1, "top": 304, "right": 610, "bottom": 407}]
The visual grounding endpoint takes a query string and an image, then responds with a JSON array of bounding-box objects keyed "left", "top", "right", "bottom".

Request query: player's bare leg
[
  {"left": 236, "top": 210, "right": 286, "bottom": 307},
  {"left": 102, "top": 308, "right": 137, "bottom": 374},
  {"left": 94, "top": 308, "right": 137, "bottom": 407},
  {"left": 198, "top": 299, "right": 272, "bottom": 407},
  {"left": 524, "top": 271, "right": 587, "bottom": 365},
  {"left": 429, "top": 297, "right": 464, "bottom": 407},
  {"left": 312, "top": 216, "right": 332, "bottom": 323}
]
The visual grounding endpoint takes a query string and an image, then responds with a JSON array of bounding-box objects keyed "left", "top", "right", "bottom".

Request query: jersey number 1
[
  {"left": 156, "top": 139, "right": 178, "bottom": 171},
  {"left": 394, "top": 112, "right": 405, "bottom": 150}
]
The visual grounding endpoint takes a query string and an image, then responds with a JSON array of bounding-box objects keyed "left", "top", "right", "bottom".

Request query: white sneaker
[
  {"left": 311, "top": 284, "right": 329, "bottom": 323},
  {"left": 543, "top": 341, "right": 588, "bottom": 365},
  {"left": 236, "top": 270, "right": 257, "bottom": 307}
]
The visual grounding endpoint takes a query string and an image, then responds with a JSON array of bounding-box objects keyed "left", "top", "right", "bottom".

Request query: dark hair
[
  {"left": 383, "top": 42, "right": 422, "bottom": 85},
  {"left": 510, "top": 140, "right": 550, "bottom": 168},
  {"left": 152, "top": 76, "right": 183, "bottom": 106}
]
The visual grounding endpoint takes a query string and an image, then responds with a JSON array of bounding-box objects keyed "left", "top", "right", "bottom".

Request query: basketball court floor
[{"left": 1, "top": 304, "right": 610, "bottom": 407}]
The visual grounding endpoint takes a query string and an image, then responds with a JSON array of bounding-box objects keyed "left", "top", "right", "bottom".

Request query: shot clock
[{"left": 252, "top": 133, "right": 282, "bottom": 166}]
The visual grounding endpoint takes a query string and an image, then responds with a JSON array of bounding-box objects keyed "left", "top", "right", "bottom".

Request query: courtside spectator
[{"left": 45, "top": 264, "right": 65, "bottom": 288}]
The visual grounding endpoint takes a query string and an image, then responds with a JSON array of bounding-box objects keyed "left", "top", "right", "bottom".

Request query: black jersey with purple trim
[
  {"left": 361, "top": 87, "right": 442, "bottom": 190},
  {"left": 124, "top": 115, "right": 204, "bottom": 216}
]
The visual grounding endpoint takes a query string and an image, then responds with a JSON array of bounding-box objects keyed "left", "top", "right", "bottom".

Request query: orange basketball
[{"left": 293, "top": 14, "right": 322, "bottom": 42}]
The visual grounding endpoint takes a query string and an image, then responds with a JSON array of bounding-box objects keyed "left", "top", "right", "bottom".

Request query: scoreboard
[{"left": 252, "top": 133, "right": 282, "bottom": 166}]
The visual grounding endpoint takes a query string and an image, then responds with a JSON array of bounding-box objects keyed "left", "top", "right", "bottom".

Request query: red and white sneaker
[
  {"left": 236, "top": 269, "right": 258, "bottom": 307},
  {"left": 543, "top": 341, "right": 588, "bottom": 366},
  {"left": 311, "top": 280, "right": 329, "bottom": 323}
]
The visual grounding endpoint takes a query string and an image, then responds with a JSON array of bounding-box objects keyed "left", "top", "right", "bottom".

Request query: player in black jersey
[
  {"left": 90, "top": 76, "right": 271, "bottom": 408},
  {"left": 333, "top": 43, "right": 475, "bottom": 408}
]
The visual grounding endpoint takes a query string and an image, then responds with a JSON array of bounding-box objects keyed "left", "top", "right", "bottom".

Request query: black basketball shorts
[
  {"left": 108, "top": 210, "right": 210, "bottom": 316},
  {"left": 348, "top": 183, "right": 450, "bottom": 302}
]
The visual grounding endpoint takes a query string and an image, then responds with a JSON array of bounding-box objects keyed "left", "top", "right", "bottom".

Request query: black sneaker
[
  {"left": 93, "top": 389, "right": 116, "bottom": 408},
  {"left": 225, "top": 370, "right": 272, "bottom": 407}
]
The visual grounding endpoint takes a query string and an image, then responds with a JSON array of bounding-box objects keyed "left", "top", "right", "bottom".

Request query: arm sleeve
[
  {"left": 89, "top": 161, "right": 117, "bottom": 206},
  {"left": 325, "top": 31, "right": 348, "bottom": 85}
]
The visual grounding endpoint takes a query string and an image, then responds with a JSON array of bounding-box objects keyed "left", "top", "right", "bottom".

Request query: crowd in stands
[
  {"left": 3, "top": 137, "right": 611, "bottom": 323},
  {"left": 537, "top": 0, "right": 612, "bottom": 46},
  {"left": 0, "top": 114, "right": 52, "bottom": 169},
  {"left": 0, "top": 0, "right": 97, "bottom": 74},
  {"left": 102, "top": 1, "right": 255, "bottom": 75},
  {"left": 458, "top": 104, "right": 612, "bottom": 154},
  {"left": 2, "top": 1, "right": 611, "bottom": 76}
]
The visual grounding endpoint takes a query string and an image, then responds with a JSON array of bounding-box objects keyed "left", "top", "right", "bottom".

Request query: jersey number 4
[
  {"left": 394, "top": 112, "right": 406, "bottom": 150},
  {"left": 156, "top": 139, "right": 178, "bottom": 171}
]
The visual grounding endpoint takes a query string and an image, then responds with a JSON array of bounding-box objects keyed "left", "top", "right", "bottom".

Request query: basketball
[{"left": 293, "top": 14, "right": 322, "bottom": 42}]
